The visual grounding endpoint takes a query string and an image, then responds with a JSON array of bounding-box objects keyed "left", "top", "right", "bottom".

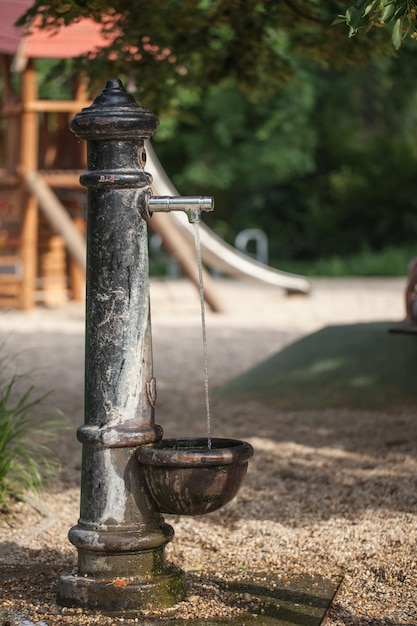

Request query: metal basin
[{"left": 136, "top": 437, "right": 254, "bottom": 516}]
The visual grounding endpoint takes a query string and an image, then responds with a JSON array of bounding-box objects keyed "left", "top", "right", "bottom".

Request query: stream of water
[{"left": 193, "top": 221, "right": 212, "bottom": 450}]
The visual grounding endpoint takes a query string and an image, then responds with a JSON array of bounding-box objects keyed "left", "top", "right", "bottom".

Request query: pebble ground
[{"left": 0, "top": 277, "right": 415, "bottom": 625}]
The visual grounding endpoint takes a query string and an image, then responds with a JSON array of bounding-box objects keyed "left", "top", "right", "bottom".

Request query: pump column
[{"left": 57, "top": 79, "right": 184, "bottom": 613}]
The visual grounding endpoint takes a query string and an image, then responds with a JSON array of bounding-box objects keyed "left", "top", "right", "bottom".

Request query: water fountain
[{"left": 57, "top": 78, "right": 253, "bottom": 613}]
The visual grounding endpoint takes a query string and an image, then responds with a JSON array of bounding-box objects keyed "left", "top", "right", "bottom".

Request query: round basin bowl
[{"left": 136, "top": 437, "right": 254, "bottom": 516}]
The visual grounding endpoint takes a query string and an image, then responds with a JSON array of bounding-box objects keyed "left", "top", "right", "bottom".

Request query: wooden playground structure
[
  {"left": 0, "top": 55, "right": 223, "bottom": 311},
  {"left": 0, "top": 58, "right": 91, "bottom": 309},
  {"left": 0, "top": 2, "right": 223, "bottom": 311},
  {"left": 0, "top": 2, "right": 110, "bottom": 309}
]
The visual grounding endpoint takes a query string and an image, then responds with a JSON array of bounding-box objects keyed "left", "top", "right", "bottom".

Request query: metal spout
[{"left": 148, "top": 195, "right": 214, "bottom": 223}]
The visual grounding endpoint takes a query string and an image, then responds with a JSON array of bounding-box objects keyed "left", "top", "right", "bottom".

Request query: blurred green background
[{"left": 31, "top": 2, "right": 417, "bottom": 277}]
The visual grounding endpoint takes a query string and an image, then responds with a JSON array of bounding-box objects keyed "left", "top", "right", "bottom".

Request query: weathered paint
[{"left": 57, "top": 79, "right": 185, "bottom": 613}]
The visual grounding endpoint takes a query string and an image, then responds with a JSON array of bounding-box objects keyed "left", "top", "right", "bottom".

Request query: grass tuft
[{"left": 0, "top": 353, "right": 64, "bottom": 509}]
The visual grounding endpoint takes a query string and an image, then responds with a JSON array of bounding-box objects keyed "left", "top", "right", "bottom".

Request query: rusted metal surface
[
  {"left": 137, "top": 437, "right": 253, "bottom": 466},
  {"left": 137, "top": 438, "right": 253, "bottom": 516}
]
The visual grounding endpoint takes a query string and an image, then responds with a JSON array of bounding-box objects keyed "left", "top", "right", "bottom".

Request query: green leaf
[
  {"left": 332, "top": 16, "right": 347, "bottom": 25},
  {"left": 381, "top": 3, "right": 396, "bottom": 22},
  {"left": 364, "top": 0, "right": 382, "bottom": 17},
  {"left": 392, "top": 16, "right": 404, "bottom": 48},
  {"left": 346, "top": 6, "right": 365, "bottom": 29}
]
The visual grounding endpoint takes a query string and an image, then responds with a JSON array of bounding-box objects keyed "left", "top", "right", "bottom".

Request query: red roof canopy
[{"left": 0, "top": 0, "right": 113, "bottom": 59}]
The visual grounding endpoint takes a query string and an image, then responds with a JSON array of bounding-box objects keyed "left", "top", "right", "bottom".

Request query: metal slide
[{"left": 146, "top": 141, "right": 310, "bottom": 294}]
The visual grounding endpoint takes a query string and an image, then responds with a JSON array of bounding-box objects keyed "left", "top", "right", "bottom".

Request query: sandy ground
[
  {"left": 0, "top": 277, "right": 416, "bottom": 625},
  {"left": 0, "top": 277, "right": 407, "bottom": 457}
]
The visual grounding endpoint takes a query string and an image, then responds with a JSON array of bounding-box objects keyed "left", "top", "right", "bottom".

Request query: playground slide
[{"left": 146, "top": 141, "right": 310, "bottom": 294}]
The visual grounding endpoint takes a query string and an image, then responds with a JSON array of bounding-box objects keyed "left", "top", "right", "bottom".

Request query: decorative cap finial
[{"left": 70, "top": 78, "right": 159, "bottom": 140}]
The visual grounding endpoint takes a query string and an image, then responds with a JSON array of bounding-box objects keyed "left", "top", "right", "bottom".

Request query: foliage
[
  {"left": 339, "top": 1, "right": 417, "bottom": 48},
  {"left": 153, "top": 45, "right": 417, "bottom": 267},
  {"left": 17, "top": 0, "right": 417, "bottom": 271},
  {"left": 279, "top": 244, "right": 417, "bottom": 277},
  {"left": 0, "top": 356, "right": 62, "bottom": 508},
  {"left": 17, "top": 1, "right": 386, "bottom": 113},
  {"left": 155, "top": 66, "right": 317, "bottom": 191}
]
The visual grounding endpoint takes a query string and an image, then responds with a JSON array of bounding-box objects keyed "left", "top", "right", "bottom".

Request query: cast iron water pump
[{"left": 57, "top": 79, "right": 252, "bottom": 614}]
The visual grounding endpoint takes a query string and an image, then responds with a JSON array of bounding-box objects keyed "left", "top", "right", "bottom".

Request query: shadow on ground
[{"left": 216, "top": 322, "right": 417, "bottom": 410}]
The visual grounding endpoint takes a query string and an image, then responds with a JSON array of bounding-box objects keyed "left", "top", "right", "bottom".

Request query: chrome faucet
[{"left": 139, "top": 189, "right": 214, "bottom": 223}]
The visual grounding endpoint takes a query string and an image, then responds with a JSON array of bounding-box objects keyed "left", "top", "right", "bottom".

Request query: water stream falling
[{"left": 193, "top": 221, "right": 212, "bottom": 449}]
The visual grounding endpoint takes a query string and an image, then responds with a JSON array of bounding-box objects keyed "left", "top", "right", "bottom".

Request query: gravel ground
[{"left": 0, "top": 277, "right": 416, "bottom": 625}]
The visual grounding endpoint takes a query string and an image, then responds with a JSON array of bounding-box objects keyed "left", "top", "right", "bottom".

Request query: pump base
[{"left": 57, "top": 566, "right": 185, "bottom": 614}]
